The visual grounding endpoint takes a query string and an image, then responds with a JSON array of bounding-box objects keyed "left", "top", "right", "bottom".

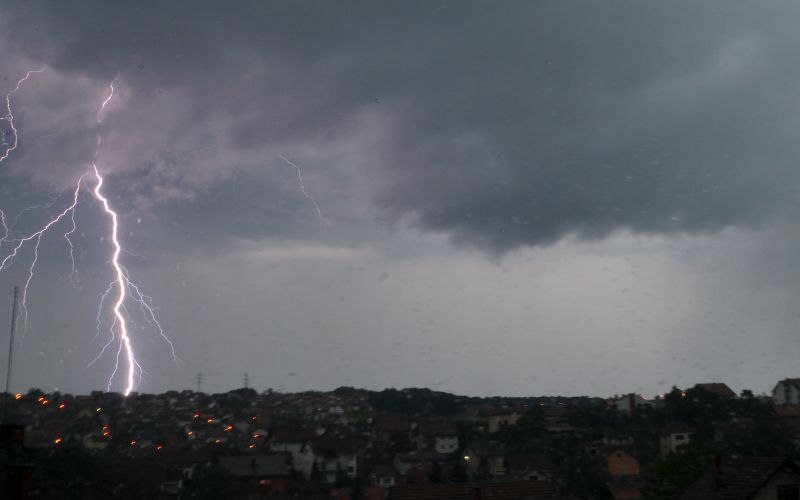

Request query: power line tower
[
  {"left": 243, "top": 372, "right": 250, "bottom": 389},
  {"left": 195, "top": 372, "right": 203, "bottom": 393}
]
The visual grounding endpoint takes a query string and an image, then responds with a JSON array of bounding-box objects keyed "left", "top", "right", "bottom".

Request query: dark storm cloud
[{"left": 2, "top": 1, "right": 800, "bottom": 251}]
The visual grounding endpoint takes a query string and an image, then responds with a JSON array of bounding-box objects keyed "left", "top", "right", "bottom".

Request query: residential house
[
  {"left": 542, "top": 405, "right": 573, "bottom": 433},
  {"left": 679, "top": 456, "right": 800, "bottom": 500},
  {"left": 660, "top": 422, "right": 693, "bottom": 456},
  {"left": 372, "top": 414, "right": 413, "bottom": 447},
  {"left": 218, "top": 453, "right": 291, "bottom": 499},
  {"left": 773, "top": 379, "right": 800, "bottom": 405},
  {"left": 775, "top": 405, "right": 800, "bottom": 446},
  {"left": 82, "top": 430, "right": 110, "bottom": 450},
  {"left": 393, "top": 451, "right": 446, "bottom": 476},
  {"left": 692, "top": 383, "right": 737, "bottom": 398},
  {"left": 159, "top": 467, "right": 187, "bottom": 498},
  {"left": 487, "top": 410, "right": 522, "bottom": 433},
  {"left": 370, "top": 464, "right": 400, "bottom": 489},
  {"left": 505, "top": 452, "right": 552, "bottom": 481},
  {"left": 413, "top": 421, "right": 459, "bottom": 454},
  {"left": 268, "top": 426, "right": 318, "bottom": 479},
  {"left": 611, "top": 394, "right": 655, "bottom": 416},
  {"left": 464, "top": 441, "right": 507, "bottom": 477},
  {"left": 311, "top": 438, "right": 360, "bottom": 483},
  {"left": 607, "top": 449, "right": 640, "bottom": 477},
  {"left": 583, "top": 436, "right": 635, "bottom": 458}
]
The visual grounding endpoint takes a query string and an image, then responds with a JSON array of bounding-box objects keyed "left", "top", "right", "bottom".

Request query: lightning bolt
[
  {"left": 1, "top": 68, "right": 45, "bottom": 164},
  {"left": 0, "top": 177, "right": 84, "bottom": 335},
  {"left": 90, "top": 164, "right": 140, "bottom": 394},
  {"left": 87, "top": 78, "right": 176, "bottom": 395},
  {"left": 97, "top": 77, "right": 116, "bottom": 123},
  {"left": 0, "top": 209, "right": 9, "bottom": 246},
  {"left": 278, "top": 154, "right": 334, "bottom": 226},
  {"left": 0, "top": 73, "right": 176, "bottom": 396}
]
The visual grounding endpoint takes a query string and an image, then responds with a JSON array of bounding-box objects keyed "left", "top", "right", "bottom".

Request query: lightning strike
[
  {"left": 278, "top": 154, "right": 334, "bottom": 226},
  {"left": 1, "top": 68, "right": 45, "bottom": 163},
  {"left": 0, "top": 177, "right": 84, "bottom": 335},
  {"left": 90, "top": 164, "right": 138, "bottom": 394},
  {"left": 97, "top": 77, "right": 116, "bottom": 123},
  {"left": 0, "top": 209, "right": 8, "bottom": 243},
  {"left": 0, "top": 74, "right": 176, "bottom": 396},
  {"left": 86, "top": 78, "right": 175, "bottom": 395}
]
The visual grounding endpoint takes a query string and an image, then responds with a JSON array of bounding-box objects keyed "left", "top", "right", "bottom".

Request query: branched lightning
[
  {"left": 0, "top": 72, "right": 176, "bottom": 396},
  {"left": 1, "top": 67, "right": 333, "bottom": 397},
  {"left": 1, "top": 68, "right": 45, "bottom": 163},
  {"left": 278, "top": 154, "right": 334, "bottom": 226},
  {"left": 90, "top": 163, "right": 140, "bottom": 394},
  {"left": 86, "top": 78, "right": 176, "bottom": 395},
  {"left": 94, "top": 281, "right": 115, "bottom": 341},
  {"left": 0, "top": 209, "right": 8, "bottom": 244},
  {"left": 0, "top": 178, "right": 84, "bottom": 335}
]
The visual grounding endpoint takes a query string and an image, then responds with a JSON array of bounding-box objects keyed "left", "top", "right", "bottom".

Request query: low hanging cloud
[{"left": 1, "top": 1, "right": 800, "bottom": 252}]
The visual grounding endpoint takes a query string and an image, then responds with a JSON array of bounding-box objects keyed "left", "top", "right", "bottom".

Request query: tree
[{"left": 644, "top": 441, "right": 719, "bottom": 500}]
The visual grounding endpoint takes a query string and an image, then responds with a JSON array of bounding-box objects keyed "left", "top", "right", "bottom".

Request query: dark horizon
[{"left": 0, "top": 380, "right": 775, "bottom": 401}]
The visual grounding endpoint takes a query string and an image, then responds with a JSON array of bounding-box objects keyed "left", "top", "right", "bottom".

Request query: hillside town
[{"left": 2, "top": 380, "right": 800, "bottom": 499}]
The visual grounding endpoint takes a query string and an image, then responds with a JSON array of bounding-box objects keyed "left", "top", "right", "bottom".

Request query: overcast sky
[{"left": 1, "top": 1, "right": 800, "bottom": 397}]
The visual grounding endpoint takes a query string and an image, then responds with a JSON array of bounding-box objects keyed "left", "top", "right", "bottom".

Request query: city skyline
[{"left": 1, "top": 1, "right": 800, "bottom": 397}]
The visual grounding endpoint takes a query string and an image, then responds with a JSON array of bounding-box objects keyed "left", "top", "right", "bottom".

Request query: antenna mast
[{"left": 3, "top": 286, "right": 19, "bottom": 424}]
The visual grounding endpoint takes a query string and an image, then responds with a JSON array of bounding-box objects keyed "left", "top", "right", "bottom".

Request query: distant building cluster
[{"left": 1, "top": 379, "right": 800, "bottom": 499}]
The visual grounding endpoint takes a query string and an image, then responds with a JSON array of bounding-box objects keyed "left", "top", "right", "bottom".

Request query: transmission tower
[
  {"left": 195, "top": 372, "right": 203, "bottom": 393},
  {"left": 243, "top": 372, "right": 250, "bottom": 389}
]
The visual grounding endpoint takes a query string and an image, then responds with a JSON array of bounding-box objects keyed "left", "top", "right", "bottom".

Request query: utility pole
[
  {"left": 195, "top": 372, "right": 203, "bottom": 393},
  {"left": 243, "top": 372, "right": 250, "bottom": 389},
  {"left": 3, "top": 286, "right": 19, "bottom": 424}
]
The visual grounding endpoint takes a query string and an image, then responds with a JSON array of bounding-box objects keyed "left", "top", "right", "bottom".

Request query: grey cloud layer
[{"left": 2, "top": 1, "right": 799, "bottom": 251}]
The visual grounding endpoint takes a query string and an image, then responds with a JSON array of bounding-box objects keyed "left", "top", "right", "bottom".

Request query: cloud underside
[{"left": 1, "top": 1, "right": 799, "bottom": 252}]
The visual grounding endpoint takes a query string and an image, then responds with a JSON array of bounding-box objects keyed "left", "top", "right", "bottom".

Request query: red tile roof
[
  {"left": 692, "top": 383, "right": 737, "bottom": 398},
  {"left": 774, "top": 404, "right": 800, "bottom": 417},
  {"left": 678, "top": 456, "right": 799, "bottom": 500},
  {"left": 660, "top": 422, "right": 694, "bottom": 437},
  {"left": 779, "top": 378, "right": 800, "bottom": 390},
  {"left": 417, "top": 421, "right": 458, "bottom": 437},
  {"left": 374, "top": 414, "right": 413, "bottom": 433}
]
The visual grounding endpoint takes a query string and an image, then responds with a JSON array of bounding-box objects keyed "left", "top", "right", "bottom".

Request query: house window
[
  {"left": 777, "top": 485, "right": 799, "bottom": 500},
  {"left": 675, "top": 434, "right": 685, "bottom": 440}
]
